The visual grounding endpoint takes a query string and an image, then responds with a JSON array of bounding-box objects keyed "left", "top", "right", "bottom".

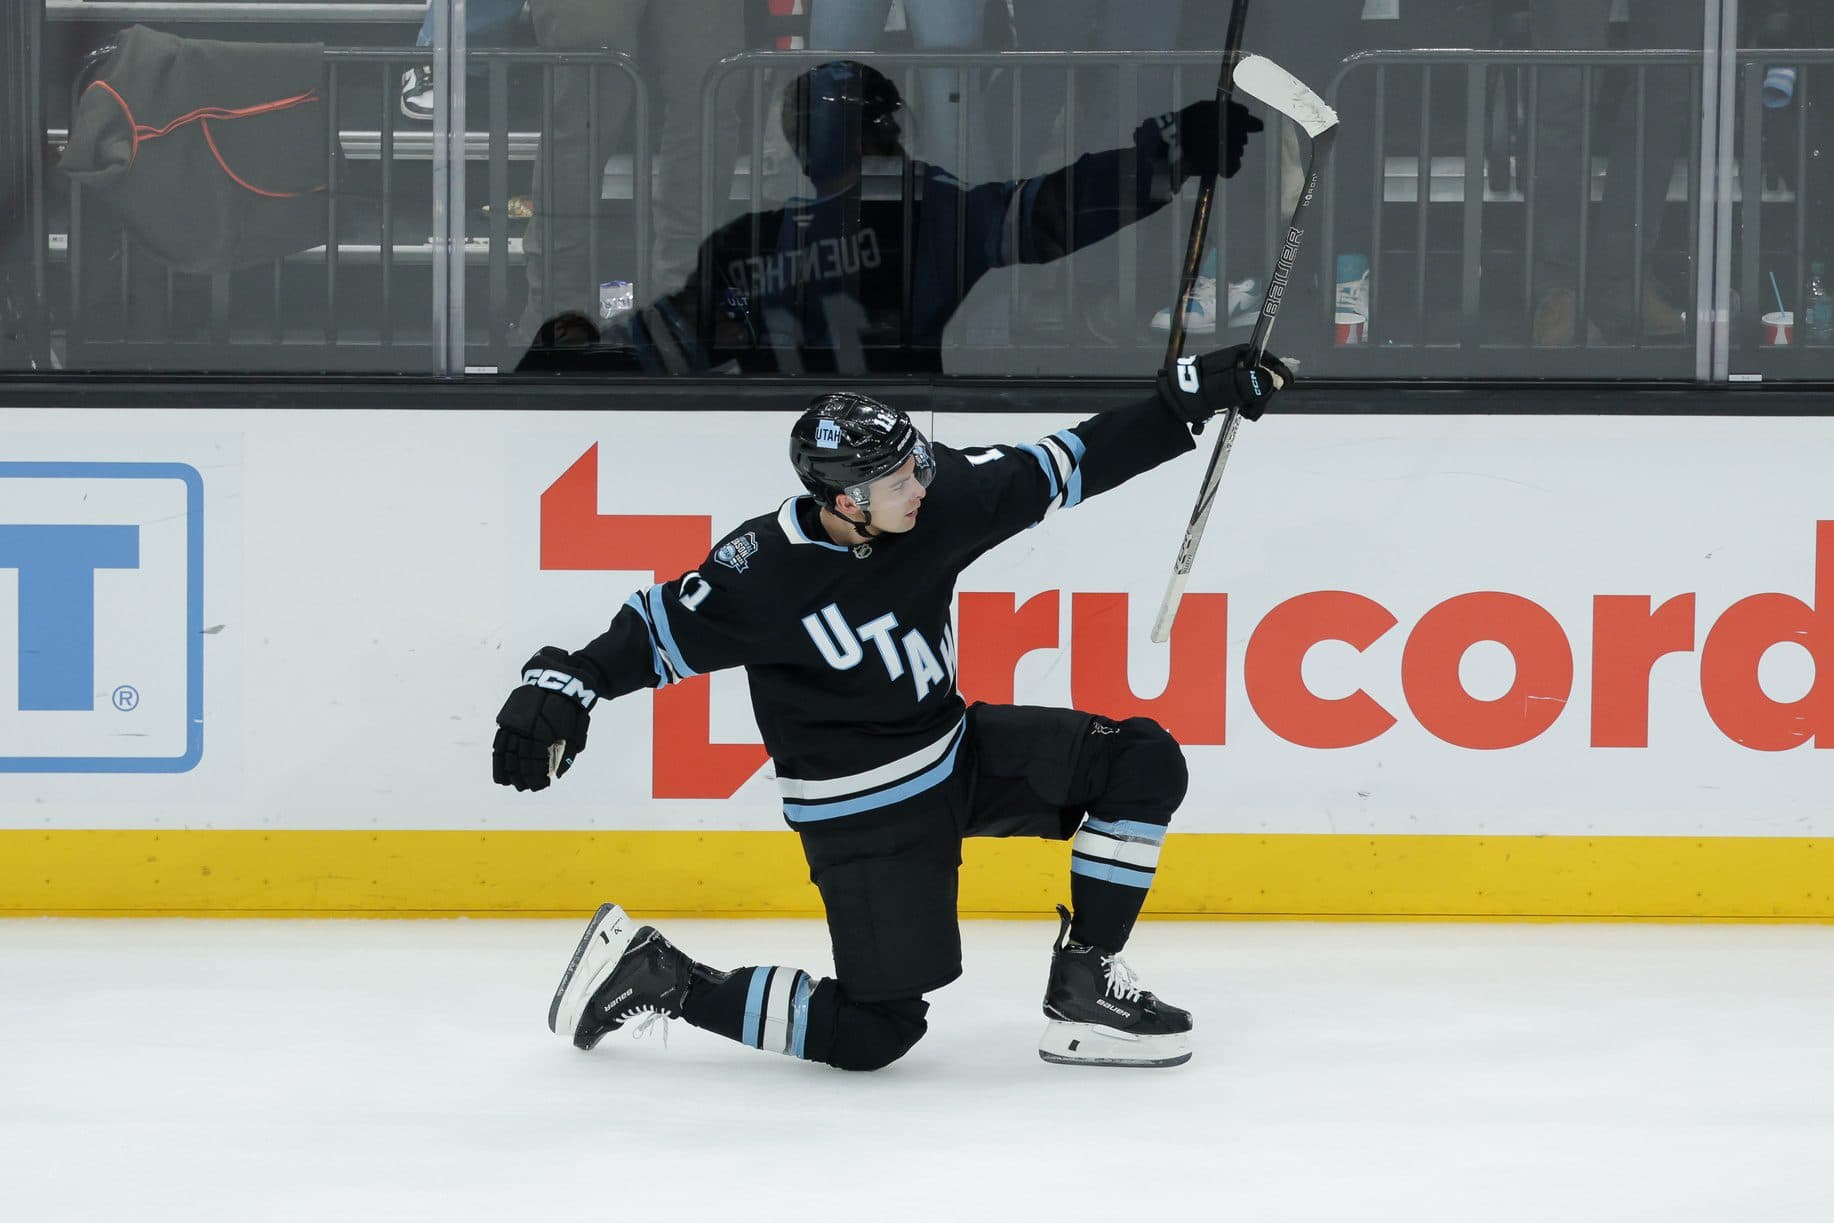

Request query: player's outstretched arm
[
  {"left": 965, "top": 342, "right": 1291, "bottom": 547},
  {"left": 493, "top": 551, "right": 773, "bottom": 791},
  {"left": 1060, "top": 340, "right": 1292, "bottom": 499}
]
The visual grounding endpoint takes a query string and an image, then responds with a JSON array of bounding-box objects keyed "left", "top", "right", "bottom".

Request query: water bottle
[{"left": 1807, "top": 262, "right": 1834, "bottom": 346}]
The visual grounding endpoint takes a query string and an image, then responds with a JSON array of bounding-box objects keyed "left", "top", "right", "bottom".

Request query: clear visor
[{"left": 844, "top": 433, "right": 935, "bottom": 509}]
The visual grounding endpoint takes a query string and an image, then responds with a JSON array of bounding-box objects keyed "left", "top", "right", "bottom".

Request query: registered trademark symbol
[{"left": 112, "top": 685, "right": 140, "bottom": 712}]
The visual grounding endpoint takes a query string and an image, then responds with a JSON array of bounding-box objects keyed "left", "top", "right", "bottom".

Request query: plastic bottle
[{"left": 1806, "top": 262, "right": 1834, "bottom": 346}]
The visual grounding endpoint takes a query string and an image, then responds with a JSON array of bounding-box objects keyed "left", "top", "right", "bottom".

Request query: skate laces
[
  {"left": 1101, "top": 954, "right": 1143, "bottom": 1003},
  {"left": 622, "top": 1005, "right": 672, "bottom": 1048}
]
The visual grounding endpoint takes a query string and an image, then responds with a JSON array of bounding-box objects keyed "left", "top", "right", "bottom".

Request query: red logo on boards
[{"left": 542, "top": 446, "right": 1834, "bottom": 798}]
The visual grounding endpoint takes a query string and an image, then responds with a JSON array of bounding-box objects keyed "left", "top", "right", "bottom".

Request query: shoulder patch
[{"left": 714, "top": 531, "right": 761, "bottom": 573}]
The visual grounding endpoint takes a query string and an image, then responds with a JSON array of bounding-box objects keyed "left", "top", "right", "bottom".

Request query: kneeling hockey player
[{"left": 494, "top": 347, "right": 1290, "bottom": 1068}]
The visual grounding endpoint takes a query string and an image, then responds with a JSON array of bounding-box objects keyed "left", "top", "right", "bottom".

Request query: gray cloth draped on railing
[{"left": 59, "top": 24, "right": 340, "bottom": 275}]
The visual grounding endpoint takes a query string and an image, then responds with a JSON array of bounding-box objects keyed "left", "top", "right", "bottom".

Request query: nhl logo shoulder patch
[{"left": 714, "top": 531, "right": 762, "bottom": 573}]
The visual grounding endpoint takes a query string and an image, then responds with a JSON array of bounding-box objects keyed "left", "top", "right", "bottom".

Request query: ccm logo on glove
[{"left": 523, "top": 667, "right": 598, "bottom": 709}]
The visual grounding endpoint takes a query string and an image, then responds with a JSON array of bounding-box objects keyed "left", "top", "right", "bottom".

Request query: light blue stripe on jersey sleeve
[
  {"left": 1082, "top": 817, "right": 1168, "bottom": 844},
  {"left": 1016, "top": 443, "right": 1060, "bottom": 503},
  {"left": 781, "top": 729, "right": 966, "bottom": 823},
  {"left": 1070, "top": 858, "right": 1158, "bottom": 889},
  {"left": 741, "top": 967, "right": 769, "bottom": 1049},
  {"left": 624, "top": 592, "right": 668, "bottom": 686},
  {"left": 1050, "top": 430, "right": 1087, "bottom": 507},
  {"left": 643, "top": 584, "right": 698, "bottom": 680}
]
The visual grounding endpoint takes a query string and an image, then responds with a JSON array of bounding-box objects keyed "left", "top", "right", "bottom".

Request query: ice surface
[{"left": 3, "top": 918, "right": 1831, "bottom": 1223}]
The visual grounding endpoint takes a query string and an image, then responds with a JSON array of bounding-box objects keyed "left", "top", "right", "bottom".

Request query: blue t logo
[{"left": 0, "top": 524, "right": 140, "bottom": 711}]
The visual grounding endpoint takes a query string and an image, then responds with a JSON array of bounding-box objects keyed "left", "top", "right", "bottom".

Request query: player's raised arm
[{"left": 962, "top": 342, "right": 1291, "bottom": 544}]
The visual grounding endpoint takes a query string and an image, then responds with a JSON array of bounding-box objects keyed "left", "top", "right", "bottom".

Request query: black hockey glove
[
  {"left": 1174, "top": 97, "right": 1263, "bottom": 181},
  {"left": 493, "top": 647, "right": 601, "bottom": 792},
  {"left": 1155, "top": 343, "right": 1293, "bottom": 432}
]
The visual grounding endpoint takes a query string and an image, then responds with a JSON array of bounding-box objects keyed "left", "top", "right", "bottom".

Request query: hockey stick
[
  {"left": 1159, "top": 3, "right": 1253, "bottom": 371},
  {"left": 1150, "top": 54, "right": 1339, "bottom": 644}
]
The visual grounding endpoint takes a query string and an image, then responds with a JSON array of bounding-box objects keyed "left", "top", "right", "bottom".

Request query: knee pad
[
  {"left": 1104, "top": 717, "right": 1189, "bottom": 820},
  {"left": 824, "top": 994, "right": 930, "bottom": 1072}
]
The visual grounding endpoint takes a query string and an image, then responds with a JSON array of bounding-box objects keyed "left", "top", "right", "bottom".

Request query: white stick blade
[{"left": 1234, "top": 54, "right": 1339, "bottom": 139}]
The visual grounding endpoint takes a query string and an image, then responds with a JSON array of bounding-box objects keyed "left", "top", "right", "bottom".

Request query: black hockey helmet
[
  {"left": 780, "top": 61, "right": 906, "bottom": 183},
  {"left": 789, "top": 391, "right": 935, "bottom": 510}
]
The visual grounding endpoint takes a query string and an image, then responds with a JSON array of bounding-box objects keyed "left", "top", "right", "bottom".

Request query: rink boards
[{"left": 2, "top": 408, "right": 1831, "bottom": 917}]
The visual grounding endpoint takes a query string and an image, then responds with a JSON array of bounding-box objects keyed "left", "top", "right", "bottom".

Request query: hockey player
[{"left": 494, "top": 350, "right": 1289, "bottom": 1069}]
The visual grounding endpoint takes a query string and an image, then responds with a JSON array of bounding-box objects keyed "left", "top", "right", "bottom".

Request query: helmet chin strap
[{"left": 837, "top": 505, "right": 880, "bottom": 540}]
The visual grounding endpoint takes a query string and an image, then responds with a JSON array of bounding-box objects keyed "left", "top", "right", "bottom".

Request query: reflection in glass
[{"left": 519, "top": 56, "right": 1246, "bottom": 376}]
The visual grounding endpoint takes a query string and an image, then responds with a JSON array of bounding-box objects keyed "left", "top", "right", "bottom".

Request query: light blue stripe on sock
[
  {"left": 789, "top": 972, "right": 813, "bottom": 1059},
  {"left": 1071, "top": 857, "right": 1158, "bottom": 889},
  {"left": 1082, "top": 817, "right": 1167, "bottom": 845},
  {"left": 741, "top": 967, "right": 769, "bottom": 1049}
]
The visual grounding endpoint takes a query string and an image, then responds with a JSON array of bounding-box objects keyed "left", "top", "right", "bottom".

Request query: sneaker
[
  {"left": 400, "top": 64, "right": 434, "bottom": 122},
  {"left": 1150, "top": 275, "right": 1216, "bottom": 334},
  {"left": 1225, "top": 277, "right": 1260, "bottom": 327},
  {"left": 548, "top": 902, "right": 702, "bottom": 1051},
  {"left": 1149, "top": 276, "right": 1258, "bottom": 334},
  {"left": 1038, "top": 904, "right": 1192, "bottom": 1067}
]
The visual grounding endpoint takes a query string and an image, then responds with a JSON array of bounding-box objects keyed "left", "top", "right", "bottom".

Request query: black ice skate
[
  {"left": 1039, "top": 904, "right": 1192, "bottom": 1067},
  {"left": 548, "top": 902, "right": 704, "bottom": 1051}
]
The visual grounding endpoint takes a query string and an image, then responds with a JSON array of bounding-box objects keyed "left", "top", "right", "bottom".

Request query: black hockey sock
[
  {"left": 1069, "top": 875, "right": 1146, "bottom": 951},
  {"left": 681, "top": 965, "right": 823, "bottom": 1058},
  {"left": 1066, "top": 816, "right": 1169, "bottom": 951}
]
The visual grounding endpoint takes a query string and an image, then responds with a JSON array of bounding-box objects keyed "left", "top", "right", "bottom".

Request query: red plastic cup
[{"left": 1334, "top": 311, "right": 1367, "bottom": 345}]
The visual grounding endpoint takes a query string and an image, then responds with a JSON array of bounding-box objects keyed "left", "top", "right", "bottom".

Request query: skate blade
[
  {"left": 1037, "top": 1019, "right": 1191, "bottom": 1068},
  {"left": 547, "top": 902, "right": 638, "bottom": 1046}
]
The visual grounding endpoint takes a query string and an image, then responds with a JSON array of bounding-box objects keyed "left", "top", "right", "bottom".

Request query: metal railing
[
  {"left": 1317, "top": 48, "right": 1708, "bottom": 379},
  {"left": 30, "top": 39, "right": 1834, "bottom": 378},
  {"left": 46, "top": 2, "right": 422, "bottom": 24}
]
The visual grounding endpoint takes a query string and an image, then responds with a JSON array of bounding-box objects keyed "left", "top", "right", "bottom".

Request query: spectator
[
  {"left": 1528, "top": 0, "right": 1698, "bottom": 345},
  {"left": 515, "top": 0, "right": 744, "bottom": 338},
  {"left": 534, "top": 60, "right": 1260, "bottom": 375},
  {"left": 399, "top": 0, "right": 531, "bottom": 121},
  {"left": 808, "top": 0, "right": 989, "bottom": 178}
]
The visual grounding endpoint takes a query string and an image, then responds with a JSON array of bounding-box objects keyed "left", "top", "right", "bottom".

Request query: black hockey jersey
[{"left": 575, "top": 393, "right": 1196, "bottom": 826}]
